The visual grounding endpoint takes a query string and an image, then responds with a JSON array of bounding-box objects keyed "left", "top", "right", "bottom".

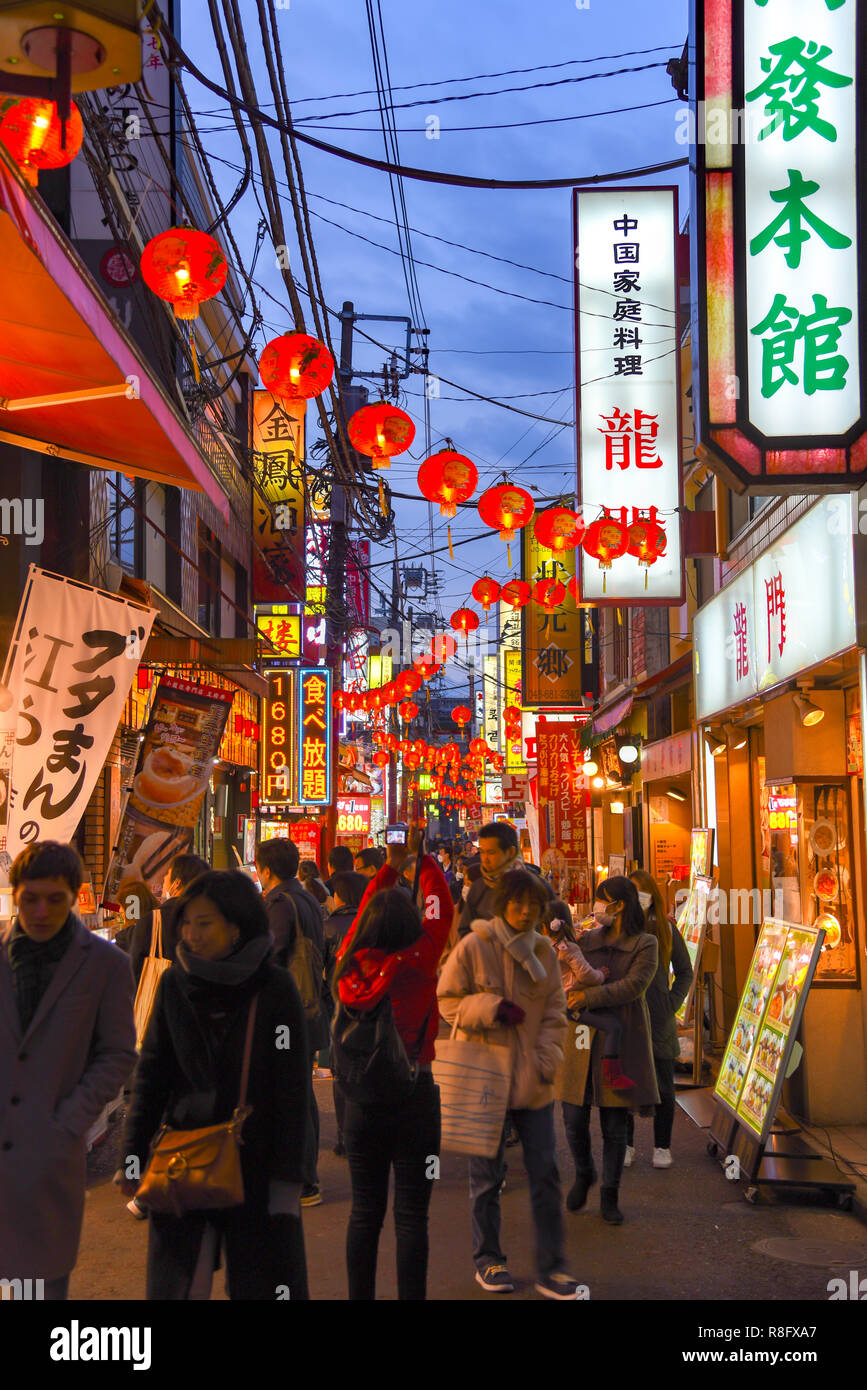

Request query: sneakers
[
  {"left": 652, "top": 1147, "right": 673, "bottom": 1168},
  {"left": 475, "top": 1264, "right": 515, "bottom": 1293},
  {"left": 300, "top": 1184, "right": 322, "bottom": 1207},
  {"left": 313, "top": 1067, "right": 333, "bottom": 1080},
  {"left": 126, "top": 1197, "right": 147, "bottom": 1221},
  {"left": 623, "top": 1145, "right": 635, "bottom": 1168},
  {"left": 535, "top": 1272, "right": 583, "bottom": 1301}
]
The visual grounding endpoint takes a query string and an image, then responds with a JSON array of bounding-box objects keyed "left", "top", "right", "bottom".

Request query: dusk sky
[{"left": 185, "top": 0, "right": 689, "bottom": 674}]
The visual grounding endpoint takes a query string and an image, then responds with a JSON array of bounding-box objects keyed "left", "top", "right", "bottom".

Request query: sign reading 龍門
[
  {"left": 298, "top": 667, "right": 332, "bottom": 806},
  {"left": 573, "top": 187, "right": 683, "bottom": 603},
  {"left": 694, "top": 0, "right": 865, "bottom": 487}
]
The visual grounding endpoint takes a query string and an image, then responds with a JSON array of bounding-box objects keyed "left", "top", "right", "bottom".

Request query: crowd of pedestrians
[{"left": 0, "top": 823, "right": 692, "bottom": 1302}]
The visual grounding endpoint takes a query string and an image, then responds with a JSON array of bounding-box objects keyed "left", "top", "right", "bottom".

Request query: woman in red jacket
[{"left": 333, "top": 830, "right": 452, "bottom": 1300}]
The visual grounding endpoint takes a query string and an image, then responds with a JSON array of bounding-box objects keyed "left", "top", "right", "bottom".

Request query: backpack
[
  {"left": 332, "top": 995, "right": 429, "bottom": 1108},
  {"left": 280, "top": 890, "right": 324, "bottom": 1021}
]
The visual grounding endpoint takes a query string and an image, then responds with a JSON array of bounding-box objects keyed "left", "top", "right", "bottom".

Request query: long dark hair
[
  {"left": 595, "top": 875, "right": 646, "bottom": 937},
  {"left": 543, "top": 898, "right": 577, "bottom": 944},
  {"left": 175, "top": 869, "right": 270, "bottom": 942},
  {"left": 332, "top": 888, "right": 422, "bottom": 999},
  {"left": 630, "top": 868, "right": 672, "bottom": 971}
]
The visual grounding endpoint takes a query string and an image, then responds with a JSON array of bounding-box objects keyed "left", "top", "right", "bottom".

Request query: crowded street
[{"left": 0, "top": 0, "right": 866, "bottom": 1367}]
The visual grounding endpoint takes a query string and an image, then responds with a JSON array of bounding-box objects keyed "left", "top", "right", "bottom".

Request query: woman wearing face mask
[
  {"left": 119, "top": 870, "right": 311, "bottom": 1300},
  {"left": 627, "top": 870, "right": 693, "bottom": 1170},
  {"left": 554, "top": 876, "right": 658, "bottom": 1226},
  {"left": 438, "top": 870, "right": 582, "bottom": 1299}
]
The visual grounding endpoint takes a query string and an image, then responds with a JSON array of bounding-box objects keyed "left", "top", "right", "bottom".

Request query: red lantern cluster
[
  {"left": 259, "top": 332, "right": 334, "bottom": 405},
  {"left": 141, "top": 227, "right": 227, "bottom": 320}
]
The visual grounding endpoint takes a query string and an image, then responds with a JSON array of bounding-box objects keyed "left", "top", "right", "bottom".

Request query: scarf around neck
[
  {"left": 176, "top": 934, "right": 272, "bottom": 987},
  {"left": 489, "top": 915, "right": 546, "bottom": 982}
]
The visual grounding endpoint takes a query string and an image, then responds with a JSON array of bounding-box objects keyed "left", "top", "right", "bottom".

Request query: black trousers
[
  {"left": 625, "top": 1055, "right": 676, "bottom": 1148},
  {"left": 341, "top": 1072, "right": 441, "bottom": 1300}
]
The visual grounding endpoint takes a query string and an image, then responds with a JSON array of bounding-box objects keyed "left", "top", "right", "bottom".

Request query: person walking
[
  {"left": 0, "top": 841, "right": 136, "bottom": 1299},
  {"left": 333, "top": 831, "right": 452, "bottom": 1299},
  {"left": 438, "top": 869, "right": 583, "bottom": 1300},
  {"left": 298, "top": 860, "right": 329, "bottom": 908},
  {"left": 458, "top": 822, "right": 553, "bottom": 937},
  {"left": 255, "top": 838, "right": 327, "bottom": 1208},
  {"left": 627, "top": 869, "right": 693, "bottom": 1169},
  {"left": 119, "top": 870, "right": 310, "bottom": 1300},
  {"left": 127, "top": 853, "right": 209, "bottom": 985},
  {"left": 556, "top": 876, "right": 659, "bottom": 1226},
  {"left": 353, "top": 848, "right": 380, "bottom": 882}
]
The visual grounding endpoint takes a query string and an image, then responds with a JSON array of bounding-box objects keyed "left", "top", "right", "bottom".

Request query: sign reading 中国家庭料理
[
  {"left": 694, "top": 0, "right": 865, "bottom": 485},
  {"left": 694, "top": 494, "right": 858, "bottom": 721},
  {"left": 573, "top": 186, "right": 683, "bottom": 604}
]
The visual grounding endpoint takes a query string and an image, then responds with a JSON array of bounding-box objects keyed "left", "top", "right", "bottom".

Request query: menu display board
[
  {"left": 714, "top": 919, "right": 824, "bottom": 1144},
  {"left": 675, "top": 874, "right": 712, "bottom": 1024}
]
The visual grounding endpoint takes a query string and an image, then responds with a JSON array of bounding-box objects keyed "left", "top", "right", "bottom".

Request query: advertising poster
[
  {"left": 0, "top": 567, "right": 156, "bottom": 876},
  {"left": 714, "top": 919, "right": 824, "bottom": 1143},
  {"left": 104, "top": 676, "right": 233, "bottom": 906},
  {"left": 537, "top": 722, "right": 590, "bottom": 903}
]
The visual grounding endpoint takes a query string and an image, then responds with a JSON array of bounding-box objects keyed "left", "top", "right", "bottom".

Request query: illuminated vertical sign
[
  {"left": 694, "top": 0, "right": 864, "bottom": 486},
  {"left": 252, "top": 391, "right": 305, "bottom": 604},
  {"left": 521, "top": 520, "right": 585, "bottom": 704},
  {"left": 262, "top": 669, "right": 297, "bottom": 804},
  {"left": 574, "top": 186, "right": 683, "bottom": 603},
  {"left": 483, "top": 654, "right": 499, "bottom": 750},
  {"left": 504, "top": 650, "right": 525, "bottom": 774},
  {"left": 298, "top": 667, "right": 332, "bottom": 806}
]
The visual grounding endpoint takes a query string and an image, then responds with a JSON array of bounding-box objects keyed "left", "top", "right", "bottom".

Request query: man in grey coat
[{"left": 0, "top": 841, "right": 136, "bottom": 1298}]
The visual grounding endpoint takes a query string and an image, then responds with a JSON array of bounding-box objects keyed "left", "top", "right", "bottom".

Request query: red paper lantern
[
  {"left": 582, "top": 515, "right": 629, "bottom": 591},
  {"left": 373, "top": 750, "right": 389, "bottom": 768},
  {"left": 469, "top": 738, "right": 488, "bottom": 757},
  {"left": 333, "top": 691, "right": 348, "bottom": 710},
  {"left": 398, "top": 739, "right": 413, "bottom": 755},
  {"left": 396, "top": 670, "right": 422, "bottom": 697},
  {"left": 429, "top": 633, "right": 457, "bottom": 665},
  {"left": 385, "top": 733, "right": 399, "bottom": 752},
  {"left": 382, "top": 682, "right": 399, "bottom": 706},
  {"left": 451, "top": 705, "right": 472, "bottom": 729},
  {"left": 500, "top": 579, "right": 532, "bottom": 611},
  {"left": 348, "top": 402, "right": 415, "bottom": 470},
  {"left": 259, "top": 332, "right": 333, "bottom": 405},
  {"left": 534, "top": 506, "right": 585, "bottom": 553},
  {"left": 417, "top": 451, "right": 478, "bottom": 517},
  {"left": 399, "top": 700, "right": 419, "bottom": 721},
  {"left": 404, "top": 753, "right": 420, "bottom": 770},
  {"left": 413, "top": 656, "right": 440, "bottom": 681},
  {"left": 141, "top": 227, "right": 227, "bottom": 320},
  {"left": 450, "top": 607, "right": 480, "bottom": 636},
  {"left": 478, "top": 484, "right": 535, "bottom": 543},
  {"left": 471, "top": 576, "right": 500, "bottom": 613},
  {"left": 533, "top": 578, "right": 567, "bottom": 610},
  {"left": 567, "top": 575, "right": 584, "bottom": 606},
  {"left": 627, "top": 517, "right": 668, "bottom": 586},
  {"left": 0, "top": 98, "right": 83, "bottom": 185}
]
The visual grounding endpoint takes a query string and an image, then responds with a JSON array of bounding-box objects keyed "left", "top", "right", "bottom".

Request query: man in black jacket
[
  {"left": 127, "top": 853, "right": 209, "bottom": 985},
  {"left": 255, "top": 838, "right": 326, "bottom": 1207}
]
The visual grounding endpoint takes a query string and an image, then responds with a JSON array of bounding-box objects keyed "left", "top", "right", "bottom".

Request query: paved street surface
[{"left": 72, "top": 1079, "right": 867, "bottom": 1301}]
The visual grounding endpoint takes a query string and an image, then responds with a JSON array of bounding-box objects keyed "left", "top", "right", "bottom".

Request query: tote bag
[
  {"left": 134, "top": 909, "right": 172, "bottom": 1048},
  {"left": 432, "top": 1019, "right": 512, "bottom": 1158}
]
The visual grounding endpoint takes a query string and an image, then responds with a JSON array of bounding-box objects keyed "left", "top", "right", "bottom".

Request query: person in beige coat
[
  {"left": 437, "top": 869, "right": 582, "bottom": 1301},
  {"left": 0, "top": 841, "right": 136, "bottom": 1298}
]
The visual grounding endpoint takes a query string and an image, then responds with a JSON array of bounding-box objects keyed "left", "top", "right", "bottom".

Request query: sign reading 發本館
[
  {"left": 693, "top": 0, "right": 865, "bottom": 487},
  {"left": 573, "top": 186, "right": 683, "bottom": 604},
  {"left": 694, "top": 495, "right": 859, "bottom": 721}
]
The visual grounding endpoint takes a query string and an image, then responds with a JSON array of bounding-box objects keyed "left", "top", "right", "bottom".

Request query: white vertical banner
[
  {"left": 0, "top": 568, "right": 157, "bottom": 875},
  {"left": 574, "top": 186, "right": 683, "bottom": 603}
]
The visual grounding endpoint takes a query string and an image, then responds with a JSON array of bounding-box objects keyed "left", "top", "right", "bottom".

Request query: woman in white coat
[{"left": 437, "top": 869, "right": 582, "bottom": 1301}]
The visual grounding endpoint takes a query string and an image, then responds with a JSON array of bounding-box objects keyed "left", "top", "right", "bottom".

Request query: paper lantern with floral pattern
[
  {"left": 259, "top": 332, "right": 334, "bottom": 405},
  {"left": 141, "top": 227, "right": 227, "bottom": 320},
  {"left": 348, "top": 402, "right": 415, "bottom": 470}
]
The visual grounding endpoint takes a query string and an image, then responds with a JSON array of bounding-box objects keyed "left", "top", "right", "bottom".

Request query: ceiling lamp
[
  {"left": 667, "top": 786, "right": 687, "bottom": 802},
  {"left": 618, "top": 740, "right": 639, "bottom": 764},
  {"left": 592, "top": 776, "right": 605, "bottom": 790},
  {"left": 258, "top": 332, "right": 334, "bottom": 405},
  {"left": 793, "top": 689, "right": 824, "bottom": 727},
  {"left": 704, "top": 726, "right": 727, "bottom": 756},
  {"left": 0, "top": 97, "right": 83, "bottom": 185},
  {"left": 141, "top": 227, "right": 227, "bottom": 320}
]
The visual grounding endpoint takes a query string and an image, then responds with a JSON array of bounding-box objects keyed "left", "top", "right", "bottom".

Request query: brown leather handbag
[{"left": 135, "top": 996, "right": 258, "bottom": 1218}]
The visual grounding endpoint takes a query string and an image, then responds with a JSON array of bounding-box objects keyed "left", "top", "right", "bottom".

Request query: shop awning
[
  {"left": 633, "top": 651, "right": 693, "bottom": 701},
  {"left": 0, "top": 150, "right": 230, "bottom": 522},
  {"left": 592, "top": 692, "right": 634, "bottom": 735}
]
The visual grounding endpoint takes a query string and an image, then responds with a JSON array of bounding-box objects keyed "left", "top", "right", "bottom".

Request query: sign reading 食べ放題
[{"left": 694, "top": 0, "right": 865, "bottom": 486}]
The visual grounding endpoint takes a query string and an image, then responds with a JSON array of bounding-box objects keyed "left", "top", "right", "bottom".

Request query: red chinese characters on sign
[
  {"left": 597, "top": 407, "right": 664, "bottom": 470},
  {"left": 298, "top": 667, "right": 332, "bottom": 806},
  {"left": 734, "top": 601, "right": 749, "bottom": 682},
  {"left": 765, "top": 570, "right": 786, "bottom": 662},
  {"left": 536, "top": 724, "right": 590, "bottom": 861}
]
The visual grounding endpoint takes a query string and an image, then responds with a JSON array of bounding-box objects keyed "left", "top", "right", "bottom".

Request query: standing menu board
[
  {"left": 714, "top": 919, "right": 824, "bottom": 1144},
  {"left": 675, "top": 874, "right": 712, "bottom": 1024}
]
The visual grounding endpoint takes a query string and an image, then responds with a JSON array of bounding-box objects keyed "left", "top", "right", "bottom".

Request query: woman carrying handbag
[
  {"left": 118, "top": 870, "right": 311, "bottom": 1300},
  {"left": 332, "top": 827, "right": 452, "bottom": 1300}
]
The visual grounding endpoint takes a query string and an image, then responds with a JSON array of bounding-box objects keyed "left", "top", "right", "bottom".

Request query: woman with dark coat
[
  {"left": 554, "top": 876, "right": 658, "bottom": 1226},
  {"left": 627, "top": 869, "right": 693, "bottom": 1169},
  {"left": 119, "top": 870, "right": 311, "bottom": 1300}
]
